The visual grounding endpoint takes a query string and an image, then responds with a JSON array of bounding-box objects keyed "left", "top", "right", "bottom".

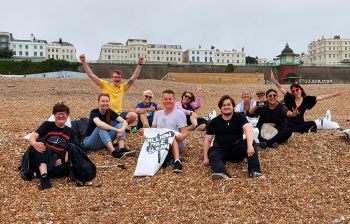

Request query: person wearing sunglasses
[
  {"left": 175, "top": 86, "right": 207, "bottom": 131},
  {"left": 248, "top": 90, "right": 267, "bottom": 116},
  {"left": 135, "top": 90, "right": 162, "bottom": 129},
  {"left": 271, "top": 70, "right": 344, "bottom": 133},
  {"left": 23, "top": 103, "right": 76, "bottom": 190},
  {"left": 256, "top": 89, "right": 298, "bottom": 149}
]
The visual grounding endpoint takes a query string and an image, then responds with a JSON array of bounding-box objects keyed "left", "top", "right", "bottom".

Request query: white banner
[{"left": 134, "top": 128, "right": 179, "bottom": 177}]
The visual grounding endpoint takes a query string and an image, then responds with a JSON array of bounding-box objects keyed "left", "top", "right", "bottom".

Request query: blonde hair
[{"left": 143, "top": 90, "right": 153, "bottom": 96}]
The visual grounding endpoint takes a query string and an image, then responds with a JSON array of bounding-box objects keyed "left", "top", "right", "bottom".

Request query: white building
[
  {"left": 9, "top": 34, "right": 47, "bottom": 61},
  {"left": 183, "top": 46, "right": 245, "bottom": 65},
  {"left": 46, "top": 38, "right": 77, "bottom": 62},
  {"left": 308, "top": 35, "right": 350, "bottom": 65},
  {"left": 98, "top": 39, "right": 182, "bottom": 64},
  {"left": 0, "top": 32, "right": 12, "bottom": 49}
]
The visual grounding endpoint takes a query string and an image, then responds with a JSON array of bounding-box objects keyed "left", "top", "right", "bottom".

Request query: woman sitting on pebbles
[
  {"left": 271, "top": 70, "right": 344, "bottom": 133},
  {"left": 83, "top": 93, "right": 135, "bottom": 159},
  {"left": 234, "top": 90, "right": 257, "bottom": 117},
  {"left": 175, "top": 86, "right": 207, "bottom": 131}
]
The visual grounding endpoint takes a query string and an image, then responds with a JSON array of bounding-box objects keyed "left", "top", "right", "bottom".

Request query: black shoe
[
  {"left": 249, "top": 170, "right": 263, "bottom": 178},
  {"left": 173, "top": 160, "right": 183, "bottom": 173},
  {"left": 20, "top": 170, "right": 35, "bottom": 181},
  {"left": 211, "top": 172, "right": 232, "bottom": 180},
  {"left": 258, "top": 142, "right": 267, "bottom": 149},
  {"left": 40, "top": 174, "right": 52, "bottom": 190},
  {"left": 271, "top": 142, "right": 279, "bottom": 148},
  {"left": 112, "top": 148, "right": 136, "bottom": 159}
]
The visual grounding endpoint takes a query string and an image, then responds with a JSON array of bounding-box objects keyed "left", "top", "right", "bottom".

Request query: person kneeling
[
  {"left": 83, "top": 93, "right": 135, "bottom": 158},
  {"left": 25, "top": 103, "right": 75, "bottom": 190},
  {"left": 202, "top": 95, "right": 263, "bottom": 180}
]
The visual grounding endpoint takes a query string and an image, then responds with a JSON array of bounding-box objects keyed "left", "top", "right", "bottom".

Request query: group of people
[{"left": 24, "top": 56, "right": 345, "bottom": 189}]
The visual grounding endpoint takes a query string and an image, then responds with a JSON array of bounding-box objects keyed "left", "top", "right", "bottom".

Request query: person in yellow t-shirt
[{"left": 80, "top": 54, "right": 144, "bottom": 126}]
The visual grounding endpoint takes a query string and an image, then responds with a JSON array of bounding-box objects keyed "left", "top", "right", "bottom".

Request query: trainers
[
  {"left": 249, "top": 170, "right": 263, "bottom": 178},
  {"left": 211, "top": 172, "right": 232, "bottom": 180},
  {"left": 131, "top": 127, "right": 138, "bottom": 133},
  {"left": 271, "top": 142, "right": 279, "bottom": 148},
  {"left": 194, "top": 123, "right": 206, "bottom": 131},
  {"left": 112, "top": 148, "right": 136, "bottom": 159},
  {"left": 173, "top": 160, "right": 183, "bottom": 173},
  {"left": 258, "top": 142, "right": 267, "bottom": 149},
  {"left": 40, "top": 174, "right": 52, "bottom": 190}
]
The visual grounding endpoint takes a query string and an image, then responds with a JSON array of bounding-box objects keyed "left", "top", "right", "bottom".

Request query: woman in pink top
[{"left": 175, "top": 86, "right": 207, "bottom": 131}]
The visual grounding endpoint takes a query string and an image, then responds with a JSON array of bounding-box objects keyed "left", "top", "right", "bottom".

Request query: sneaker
[
  {"left": 249, "top": 170, "right": 263, "bottom": 178},
  {"left": 131, "top": 127, "right": 138, "bottom": 133},
  {"left": 271, "top": 142, "right": 279, "bottom": 148},
  {"left": 211, "top": 172, "right": 232, "bottom": 180},
  {"left": 194, "top": 123, "right": 206, "bottom": 131},
  {"left": 258, "top": 142, "right": 267, "bottom": 149},
  {"left": 173, "top": 160, "right": 183, "bottom": 173},
  {"left": 40, "top": 174, "right": 52, "bottom": 190},
  {"left": 112, "top": 148, "right": 136, "bottom": 159}
]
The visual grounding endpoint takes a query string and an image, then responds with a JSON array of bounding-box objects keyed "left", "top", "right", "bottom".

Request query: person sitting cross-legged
[
  {"left": 83, "top": 93, "right": 135, "bottom": 159},
  {"left": 202, "top": 95, "right": 263, "bottom": 180},
  {"left": 135, "top": 90, "right": 162, "bottom": 129}
]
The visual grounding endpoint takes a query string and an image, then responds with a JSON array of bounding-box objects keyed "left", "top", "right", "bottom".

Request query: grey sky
[{"left": 2, "top": 0, "right": 350, "bottom": 61}]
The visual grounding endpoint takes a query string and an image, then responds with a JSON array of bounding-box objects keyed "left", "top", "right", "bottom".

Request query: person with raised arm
[{"left": 270, "top": 70, "right": 344, "bottom": 133}]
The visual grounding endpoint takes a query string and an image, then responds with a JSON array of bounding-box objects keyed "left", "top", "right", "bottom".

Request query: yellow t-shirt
[{"left": 98, "top": 79, "right": 129, "bottom": 114}]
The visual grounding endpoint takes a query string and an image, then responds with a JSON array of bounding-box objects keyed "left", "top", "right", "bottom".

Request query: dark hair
[
  {"left": 218, "top": 95, "right": 235, "bottom": 108},
  {"left": 290, "top": 84, "right": 306, "bottom": 97},
  {"left": 162, "top": 89, "right": 175, "bottom": 97},
  {"left": 111, "top": 70, "right": 124, "bottom": 78},
  {"left": 181, "top": 91, "right": 195, "bottom": 102},
  {"left": 266, "top": 89, "right": 277, "bottom": 97},
  {"left": 52, "top": 102, "right": 70, "bottom": 115}
]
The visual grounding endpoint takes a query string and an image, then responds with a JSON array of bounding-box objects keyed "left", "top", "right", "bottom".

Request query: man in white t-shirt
[{"left": 151, "top": 89, "right": 188, "bottom": 173}]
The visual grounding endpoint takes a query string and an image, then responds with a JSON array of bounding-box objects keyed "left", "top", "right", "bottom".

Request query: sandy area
[{"left": 0, "top": 77, "right": 349, "bottom": 223}]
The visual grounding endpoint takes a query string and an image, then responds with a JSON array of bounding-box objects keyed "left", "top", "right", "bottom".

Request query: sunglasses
[
  {"left": 256, "top": 94, "right": 265, "bottom": 97},
  {"left": 291, "top": 88, "right": 300, "bottom": 93},
  {"left": 144, "top": 95, "right": 153, "bottom": 99},
  {"left": 184, "top": 95, "right": 193, "bottom": 99},
  {"left": 267, "top": 94, "right": 277, "bottom": 98}
]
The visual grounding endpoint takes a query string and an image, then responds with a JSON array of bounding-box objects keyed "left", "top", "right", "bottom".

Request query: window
[
  {"left": 40, "top": 52, "right": 43, "bottom": 56},
  {"left": 197, "top": 56, "right": 199, "bottom": 61},
  {"left": 217, "top": 59, "right": 219, "bottom": 62},
  {"left": 25, "top": 45, "right": 28, "bottom": 49},
  {"left": 34, "top": 46, "right": 37, "bottom": 49},
  {"left": 197, "top": 51, "right": 199, "bottom": 54},
  {"left": 56, "top": 55, "right": 58, "bottom": 59},
  {"left": 19, "top": 51, "right": 22, "bottom": 55},
  {"left": 25, "top": 51, "right": 28, "bottom": 56},
  {"left": 19, "top": 45, "right": 22, "bottom": 49},
  {"left": 63, "top": 49, "right": 65, "bottom": 53},
  {"left": 56, "top": 49, "right": 58, "bottom": 52},
  {"left": 13, "top": 45, "right": 16, "bottom": 48},
  {"left": 210, "top": 57, "right": 212, "bottom": 62},
  {"left": 192, "top": 56, "right": 195, "bottom": 61},
  {"left": 227, "top": 60, "right": 229, "bottom": 63},
  {"left": 40, "top": 46, "right": 43, "bottom": 49},
  {"left": 34, "top": 52, "right": 37, "bottom": 56},
  {"left": 237, "top": 60, "right": 239, "bottom": 63},
  {"left": 205, "top": 52, "right": 207, "bottom": 55},
  {"left": 192, "top": 51, "right": 194, "bottom": 54},
  {"left": 13, "top": 51, "right": 16, "bottom": 55},
  {"left": 157, "top": 56, "right": 160, "bottom": 60},
  {"left": 205, "top": 57, "right": 207, "bottom": 62}
]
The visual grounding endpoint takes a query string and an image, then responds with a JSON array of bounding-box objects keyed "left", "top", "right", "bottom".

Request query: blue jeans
[{"left": 83, "top": 121, "right": 126, "bottom": 150}]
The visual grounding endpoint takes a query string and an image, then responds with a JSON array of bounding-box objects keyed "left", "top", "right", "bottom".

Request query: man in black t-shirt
[
  {"left": 202, "top": 95, "right": 262, "bottom": 180},
  {"left": 27, "top": 103, "right": 75, "bottom": 190}
]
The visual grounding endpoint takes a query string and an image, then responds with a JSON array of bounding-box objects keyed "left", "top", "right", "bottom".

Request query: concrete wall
[{"left": 81, "top": 64, "right": 350, "bottom": 83}]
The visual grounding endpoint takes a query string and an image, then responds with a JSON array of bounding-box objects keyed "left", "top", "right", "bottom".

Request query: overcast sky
[{"left": 2, "top": 0, "right": 350, "bottom": 61}]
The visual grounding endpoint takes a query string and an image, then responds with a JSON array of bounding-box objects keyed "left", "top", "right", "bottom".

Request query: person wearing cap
[
  {"left": 135, "top": 90, "right": 162, "bottom": 129},
  {"left": 248, "top": 89, "right": 267, "bottom": 116},
  {"left": 79, "top": 54, "right": 144, "bottom": 126}
]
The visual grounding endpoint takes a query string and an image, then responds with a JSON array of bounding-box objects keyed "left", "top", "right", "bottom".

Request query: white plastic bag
[
  {"left": 134, "top": 128, "right": 179, "bottom": 177},
  {"left": 314, "top": 110, "right": 340, "bottom": 130}
]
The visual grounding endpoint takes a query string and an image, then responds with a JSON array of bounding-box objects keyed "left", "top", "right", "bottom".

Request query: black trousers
[
  {"left": 285, "top": 119, "right": 317, "bottom": 133},
  {"left": 208, "top": 139, "right": 261, "bottom": 175},
  {"left": 259, "top": 127, "right": 292, "bottom": 147},
  {"left": 31, "top": 139, "right": 69, "bottom": 178}
]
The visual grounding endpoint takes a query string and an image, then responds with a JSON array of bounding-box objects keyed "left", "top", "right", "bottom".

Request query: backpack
[
  {"left": 71, "top": 117, "right": 89, "bottom": 147},
  {"left": 18, "top": 146, "right": 36, "bottom": 181},
  {"left": 67, "top": 143, "right": 96, "bottom": 186}
]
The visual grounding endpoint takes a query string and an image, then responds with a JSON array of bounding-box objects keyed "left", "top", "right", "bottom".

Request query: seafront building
[
  {"left": 308, "top": 35, "right": 350, "bottom": 65},
  {"left": 46, "top": 38, "right": 77, "bottom": 62},
  {"left": 1, "top": 31, "right": 77, "bottom": 62},
  {"left": 183, "top": 47, "right": 245, "bottom": 65},
  {"left": 98, "top": 39, "right": 182, "bottom": 64}
]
